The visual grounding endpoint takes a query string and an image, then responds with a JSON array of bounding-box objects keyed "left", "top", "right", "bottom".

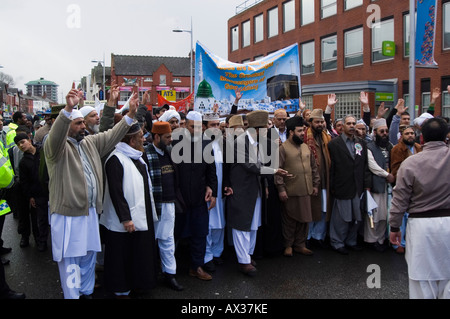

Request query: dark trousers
[
  {"left": 175, "top": 205, "right": 209, "bottom": 270},
  {"left": 17, "top": 197, "right": 38, "bottom": 240},
  {"left": 34, "top": 197, "right": 49, "bottom": 244},
  {"left": 0, "top": 260, "right": 10, "bottom": 297}
]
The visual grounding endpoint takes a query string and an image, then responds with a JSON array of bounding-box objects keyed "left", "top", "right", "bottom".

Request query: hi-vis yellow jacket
[{"left": 0, "top": 150, "right": 14, "bottom": 216}]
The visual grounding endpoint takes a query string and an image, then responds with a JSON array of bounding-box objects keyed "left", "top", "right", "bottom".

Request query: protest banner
[
  {"left": 194, "top": 42, "right": 301, "bottom": 115},
  {"left": 157, "top": 92, "right": 194, "bottom": 113}
]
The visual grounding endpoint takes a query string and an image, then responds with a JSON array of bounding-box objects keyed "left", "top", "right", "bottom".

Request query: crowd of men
[{"left": 0, "top": 84, "right": 449, "bottom": 299}]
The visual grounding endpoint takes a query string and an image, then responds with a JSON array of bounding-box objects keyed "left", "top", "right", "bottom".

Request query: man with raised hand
[{"left": 44, "top": 84, "right": 138, "bottom": 299}]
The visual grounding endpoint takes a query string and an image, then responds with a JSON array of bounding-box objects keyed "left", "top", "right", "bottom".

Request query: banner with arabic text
[{"left": 194, "top": 42, "right": 301, "bottom": 115}]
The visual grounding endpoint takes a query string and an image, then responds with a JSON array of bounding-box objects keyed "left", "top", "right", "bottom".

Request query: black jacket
[
  {"left": 328, "top": 135, "right": 371, "bottom": 200},
  {"left": 172, "top": 136, "right": 217, "bottom": 209},
  {"left": 19, "top": 145, "right": 46, "bottom": 200}
]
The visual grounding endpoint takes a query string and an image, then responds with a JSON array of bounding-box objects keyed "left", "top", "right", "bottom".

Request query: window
[
  {"left": 231, "top": 25, "right": 239, "bottom": 51},
  {"left": 443, "top": 91, "right": 450, "bottom": 117},
  {"left": 422, "top": 92, "right": 431, "bottom": 113},
  {"left": 173, "top": 78, "right": 181, "bottom": 83},
  {"left": 301, "top": 0, "right": 315, "bottom": 25},
  {"left": 345, "top": 28, "right": 363, "bottom": 67},
  {"left": 321, "top": 35, "right": 337, "bottom": 71},
  {"left": 120, "top": 91, "right": 132, "bottom": 103},
  {"left": 334, "top": 93, "right": 361, "bottom": 121},
  {"left": 242, "top": 20, "right": 250, "bottom": 47},
  {"left": 403, "top": 12, "right": 416, "bottom": 57},
  {"left": 321, "top": 0, "right": 336, "bottom": 19},
  {"left": 301, "top": 41, "right": 315, "bottom": 74},
  {"left": 300, "top": 95, "right": 313, "bottom": 110},
  {"left": 268, "top": 7, "right": 279, "bottom": 38},
  {"left": 144, "top": 77, "right": 153, "bottom": 82},
  {"left": 160, "top": 74, "right": 166, "bottom": 85},
  {"left": 372, "top": 18, "right": 394, "bottom": 62},
  {"left": 345, "top": 0, "right": 363, "bottom": 11},
  {"left": 254, "top": 14, "right": 264, "bottom": 43},
  {"left": 444, "top": 2, "right": 450, "bottom": 49},
  {"left": 283, "top": 0, "right": 295, "bottom": 33}
]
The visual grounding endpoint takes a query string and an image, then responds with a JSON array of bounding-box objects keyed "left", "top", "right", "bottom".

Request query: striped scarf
[
  {"left": 304, "top": 127, "right": 331, "bottom": 168},
  {"left": 145, "top": 144, "right": 163, "bottom": 217}
]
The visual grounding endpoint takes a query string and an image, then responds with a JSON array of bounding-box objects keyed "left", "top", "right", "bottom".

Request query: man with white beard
[{"left": 80, "top": 106, "right": 100, "bottom": 135}]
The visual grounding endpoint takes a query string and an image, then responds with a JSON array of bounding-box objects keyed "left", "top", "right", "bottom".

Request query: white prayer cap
[
  {"left": 413, "top": 112, "right": 433, "bottom": 127},
  {"left": 373, "top": 118, "right": 387, "bottom": 130},
  {"left": 80, "top": 106, "right": 96, "bottom": 118},
  {"left": 186, "top": 111, "right": 202, "bottom": 122},
  {"left": 70, "top": 110, "right": 84, "bottom": 120},
  {"left": 159, "top": 109, "right": 181, "bottom": 122}
]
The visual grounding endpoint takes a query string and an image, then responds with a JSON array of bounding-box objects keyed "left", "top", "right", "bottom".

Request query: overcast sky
[{"left": 0, "top": 0, "right": 245, "bottom": 103}]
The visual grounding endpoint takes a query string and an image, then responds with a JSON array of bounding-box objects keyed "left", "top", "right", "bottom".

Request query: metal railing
[{"left": 235, "top": 0, "right": 264, "bottom": 15}]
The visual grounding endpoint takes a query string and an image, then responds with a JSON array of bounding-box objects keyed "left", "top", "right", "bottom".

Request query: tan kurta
[{"left": 275, "top": 140, "right": 320, "bottom": 222}]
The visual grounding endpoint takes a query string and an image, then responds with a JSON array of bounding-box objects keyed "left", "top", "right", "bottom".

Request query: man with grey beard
[{"left": 80, "top": 106, "right": 100, "bottom": 135}]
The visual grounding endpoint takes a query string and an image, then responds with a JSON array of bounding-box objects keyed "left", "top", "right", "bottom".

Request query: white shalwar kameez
[
  {"left": 50, "top": 133, "right": 102, "bottom": 299},
  {"left": 232, "top": 192, "right": 262, "bottom": 265},
  {"left": 406, "top": 217, "right": 450, "bottom": 299},
  {"left": 154, "top": 202, "right": 176, "bottom": 274},
  {"left": 205, "top": 140, "right": 226, "bottom": 264}
]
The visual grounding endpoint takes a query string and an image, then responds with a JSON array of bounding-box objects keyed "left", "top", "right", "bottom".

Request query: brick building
[
  {"left": 227, "top": 0, "right": 450, "bottom": 120},
  {"left": 110, "top": 54, "right": 192, "bottom": 108}
]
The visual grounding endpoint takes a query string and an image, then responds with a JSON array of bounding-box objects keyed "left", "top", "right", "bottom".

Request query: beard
[
  {"left": 73, "top": 133, "right": 85, "bottom": 142},
  {"left": 88, "top": 124, "right": 100, "bottom": 134},
  {"left": 403, "top": 138, "right": 415, "bottom": 146},
  {"left": 375, "top": 135, "right": 389, "bottom": 148},
  {"left": 292, "top": 134, "right": 303, "bottom": 145},
  {"left": 312, "top": 126, "right": 323, "bottom": 135}
]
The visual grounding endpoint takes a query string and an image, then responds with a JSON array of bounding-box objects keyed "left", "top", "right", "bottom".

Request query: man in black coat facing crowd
[
  {"left": 328, "top": 115, "right": 371, "bottom": 254},
  {"left": 172, "top": 111, "right": 217, "bottom": 281}
]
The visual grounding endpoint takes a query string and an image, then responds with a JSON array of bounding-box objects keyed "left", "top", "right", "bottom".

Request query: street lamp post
[
  {"left": 173, "top": 17, "right": 194, "bottom": 96},
  {"left": 91, "top": 53, "right": 106, "bottom": 100}
]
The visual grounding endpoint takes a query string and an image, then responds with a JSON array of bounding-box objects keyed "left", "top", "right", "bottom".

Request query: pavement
[{"left": 2, "top": 214, "right": 409, "bottom": 301}]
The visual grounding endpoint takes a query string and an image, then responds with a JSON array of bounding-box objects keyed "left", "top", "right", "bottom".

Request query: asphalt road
[{"left": 2, "top": 214, "right": 409, "bottom": 301}]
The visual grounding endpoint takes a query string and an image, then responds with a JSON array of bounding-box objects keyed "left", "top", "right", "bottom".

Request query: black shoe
[
  {"left": 1, "top": 257, "right": 10, "bottom": 265},
  {"left": 79, "top": 294, "right": 93, "bottom": 299},
  {"left": 334, "top": 247, "right": 349, "bottom": 255},
  {"left": 203, "top": 260, "right": 216, "bottom": 273},
  {"left": 213, "top": 257, "right": 224, "bottom": 265},
  {"left": 347, "top": 244, "right": 363, "bottom": 251},
  {"left": 1, "top": 290, "right": 26, "bottom": 299},
  {"left": 20, "top": 237, "right": 29, "bottom": 248},
  {"left": 164, "top": 273, "right": 184, "bottom": 291},
  {"left": 37, "top": 242, "right": 47, "bottom": 252},
  {"left": 0, "top": 246, "right": 12, "bottom": 255},
  {"left": 372, "top": 242, "right": 387, "bottom": 252}
]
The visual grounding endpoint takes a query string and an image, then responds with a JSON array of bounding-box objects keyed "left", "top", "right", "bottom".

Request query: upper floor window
[
  {"left": 283, "top": 0, "right": 295, "bottom": 33},
  {"left": 372, "top": 18, "right": 394, "bottom": 62},
  {"left": 242, "top": 20, "right": 250, "bottom": 47},
  {"left": 301, "top": 0, "right": 315, "bottom": 25},
  {"left": 231, "top": 25, "right": 239, "bottom": 51},
  {"left": 345, "top": 0, "right": 363, "bottom": 11},
  {"left": 268, "top": 7, "right": 279, "bottom": 38},
  {"left": 321, "top": 35, "right": 337, "bottom": 71},
  {"left": 444, "top": 2, "right": 450, "bottom": 49},
  {"left": 345, "top": 27, "right": 363, "bottom": 67},
  {"left": 321, "top": 0, "right": 336, "bottom": 19},
  {"left": 254, "top": 14, "right": 264, "bottom": 43}
]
